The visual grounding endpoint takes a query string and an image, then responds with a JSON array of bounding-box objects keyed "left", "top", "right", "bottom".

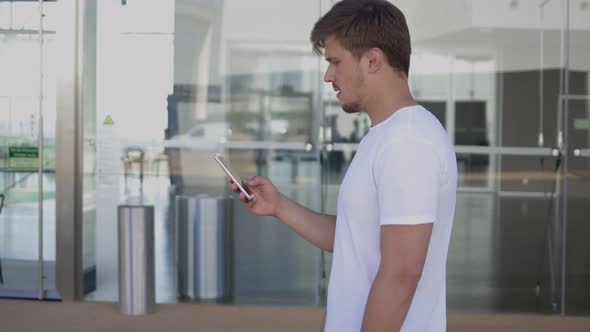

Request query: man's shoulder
[{"left": 372, "top": 113, "right": 454, "bottom": 166}]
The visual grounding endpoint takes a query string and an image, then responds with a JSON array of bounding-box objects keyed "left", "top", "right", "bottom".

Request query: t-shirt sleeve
[{"left": 373, "top": 138, "right": 441, "bottom": 226}]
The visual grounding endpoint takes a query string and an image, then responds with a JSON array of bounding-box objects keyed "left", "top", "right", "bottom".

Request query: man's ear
[{"left": 366, "top": 48, "right": 384, "bottom": 74}]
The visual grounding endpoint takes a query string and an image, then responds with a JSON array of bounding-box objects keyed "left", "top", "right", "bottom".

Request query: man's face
[{"left": 323, "top": 36, "right": 365, "bottom": 114}]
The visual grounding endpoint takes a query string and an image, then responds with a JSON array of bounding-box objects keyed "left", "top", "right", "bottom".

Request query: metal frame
[
  {"left": 560, "top": 0, "right": 571, "bottom": 315},
  {"left": 55, "top": 0, "right": 84, "bottom": 301},
  {"left": 37, "top": 0, "right": 45, "bottom": 301}
]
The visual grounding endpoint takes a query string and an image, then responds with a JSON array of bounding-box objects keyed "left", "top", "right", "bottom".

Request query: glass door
[
  {"left": 555, "top": 0, "right": 590, "bottom": 315},
  {"left": 562, "top": 5, "right": 590, "bottom": 310},
  {"left": 317, "top": 0, "right": 571, "bottom": 314},
  {"left": 0, "top": 0, "right": 58, "bottom": 299},
  {"left": 564, "top": 94, "right": 590, "bottom": 315},
  {"left": 82, "top": 0, "right": 326, "bottom": 306}
]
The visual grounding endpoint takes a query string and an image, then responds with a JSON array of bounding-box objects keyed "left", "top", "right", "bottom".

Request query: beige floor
[{"left": 1, "top": 299, "right": 589, "bottom": 332}]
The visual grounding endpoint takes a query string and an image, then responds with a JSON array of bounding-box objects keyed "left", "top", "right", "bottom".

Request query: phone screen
[{"left": 213, "top": 153, "right": 254, "bottom": 200}]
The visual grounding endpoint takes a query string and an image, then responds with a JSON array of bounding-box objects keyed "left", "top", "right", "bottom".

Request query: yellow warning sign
[{"left": 103, "top": 115, "right": 114, "bottom": 125}]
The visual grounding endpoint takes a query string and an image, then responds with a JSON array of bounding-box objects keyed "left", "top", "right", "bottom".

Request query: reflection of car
[
  {"left": 226, "top": 91, "right": 313, "bottom": 141},
  {"left": 185, "top": 125, "right": 205, "bottom": 137},
  {"left": 183, "top": 122, "right": 229, "bottom": 138},
  {"left": 271, "top": 120, "right": 289, "bottom": 136},
  {"left": 244, "top": 119, "right": 289, "bottom": 137},
  {"left": 177, "top": 123, "right": 229, "bottom": 139},
  {"left": 164, "top": 122, "right": 230, "bottom": 149}
]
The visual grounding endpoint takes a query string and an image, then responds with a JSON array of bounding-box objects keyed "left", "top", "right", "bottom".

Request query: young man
[{"left": 229, "top": 1, "right": 457, "bottom": 331}]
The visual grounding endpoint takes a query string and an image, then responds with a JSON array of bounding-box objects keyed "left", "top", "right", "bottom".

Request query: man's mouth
[{"left": 333, "top": 85, "right": 341, "bottom": 98}]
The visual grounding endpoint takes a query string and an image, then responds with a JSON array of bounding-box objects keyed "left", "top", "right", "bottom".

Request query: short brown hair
[{"left": 310, "top": 0, "right": 411, "bottom": 76}]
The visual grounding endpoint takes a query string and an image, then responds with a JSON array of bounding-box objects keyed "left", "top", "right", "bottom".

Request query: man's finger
[
  {"left": 239, "top": 192, "right": 248, "bottom": 202},
  {"left": 247, "top": 176, "right": 262, "bottom": 187}
]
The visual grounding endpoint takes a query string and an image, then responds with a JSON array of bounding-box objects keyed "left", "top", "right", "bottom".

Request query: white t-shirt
[{"left": 325, "top": 105, "right": 457, "bottom": 332}]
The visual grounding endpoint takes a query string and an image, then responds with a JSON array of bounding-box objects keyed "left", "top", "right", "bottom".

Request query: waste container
[
  {"left": 118, "top": 205, "right": 155, "bottom": 315},
  {"left": 176, "top": 194, "right": 234, "bottom": 300}
]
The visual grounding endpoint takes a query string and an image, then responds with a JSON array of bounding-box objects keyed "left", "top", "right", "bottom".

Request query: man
[{"left": 229, "top": 1, "right": 457, "bottom": 331}]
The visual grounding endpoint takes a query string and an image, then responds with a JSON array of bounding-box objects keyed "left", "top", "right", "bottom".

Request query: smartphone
[{"left": 213, "top": 153, "right": 254, "bottom": 201}]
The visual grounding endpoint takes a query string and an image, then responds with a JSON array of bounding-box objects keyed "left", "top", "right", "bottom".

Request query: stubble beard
[
  {"left": 341, "top": 76, "right": 364, "bottom": 114},
  {"left": 341, "top": 102, "right": 362, "bottom": 114}
]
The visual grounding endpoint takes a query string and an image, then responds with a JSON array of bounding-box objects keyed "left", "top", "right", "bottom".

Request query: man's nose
[{"left": 323, "top": 67, "right": 334, "bottom": 83}]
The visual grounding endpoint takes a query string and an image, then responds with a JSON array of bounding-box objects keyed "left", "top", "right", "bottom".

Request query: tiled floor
[{"left": 3, "top": 299, "right": 590, "bottom": 332}]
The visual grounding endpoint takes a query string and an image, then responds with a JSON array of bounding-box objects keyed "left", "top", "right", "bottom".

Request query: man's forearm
[
  {"left": 361, "top": 270, "right": 420, "bottom": 332},
  {"left": 274, "top": 194, "right": 336, "bottom": 252}
]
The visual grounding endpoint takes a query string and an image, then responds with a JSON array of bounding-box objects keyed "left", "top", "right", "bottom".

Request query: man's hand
[
  {"left": 229, "top": 176, "right": 284, "bottom": 217},
  {"left": 229, "top": 175, "right": 336, "bottom": 252}
]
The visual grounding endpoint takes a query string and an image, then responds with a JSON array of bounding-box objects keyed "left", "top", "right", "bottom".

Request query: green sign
[{"left": 9, "top": 146, "right": 39, "bottom": 169}]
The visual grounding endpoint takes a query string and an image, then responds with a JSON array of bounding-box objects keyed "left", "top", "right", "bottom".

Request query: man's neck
[{"left": 364, "top": 81, "right": 416, "bottom": 127}]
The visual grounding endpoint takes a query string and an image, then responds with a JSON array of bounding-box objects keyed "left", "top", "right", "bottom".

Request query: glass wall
[
  {"left": 411, "top": 1, "right": 568, "bottom": 313},
  {"left": 2, "top": 0, "right": 588, "bottom": 316},
  {"left": 81, "top": 0, "right": 325, "bottom": 305},
  {"left": 77, "top": 0, "right": 590, "bottom": 314},
  {"left": 319, "top": 0, "right": 585, "bottom": 315},
  {"left": 564, "top": 0, "right": 590, "bottom": 314},
  {"left": 0, "top": 0, "right": 58, "bottom": 299}
]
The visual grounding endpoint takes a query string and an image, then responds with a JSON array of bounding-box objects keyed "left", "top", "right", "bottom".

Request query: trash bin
[
  {"left": 176, "top": 194, "right": 234, "bottom": 301},
  {"left": 118, "top": 205, "right": 155, "bottom": 315}
]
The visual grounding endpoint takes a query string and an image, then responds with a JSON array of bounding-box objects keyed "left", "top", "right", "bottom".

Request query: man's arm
[
  {"left": 275, "top": 194, "right": 336, "bottom": 252},
  {"left": 361, "top": 223, "right": 433, "bottom": 332},
  {"left": 232, "top": 176, "right": 336, "bottom": 252}
]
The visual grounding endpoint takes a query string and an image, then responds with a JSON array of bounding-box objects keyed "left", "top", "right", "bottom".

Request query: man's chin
[{"left": 341, "top": 103, "right": 361, "bottom": 114}]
